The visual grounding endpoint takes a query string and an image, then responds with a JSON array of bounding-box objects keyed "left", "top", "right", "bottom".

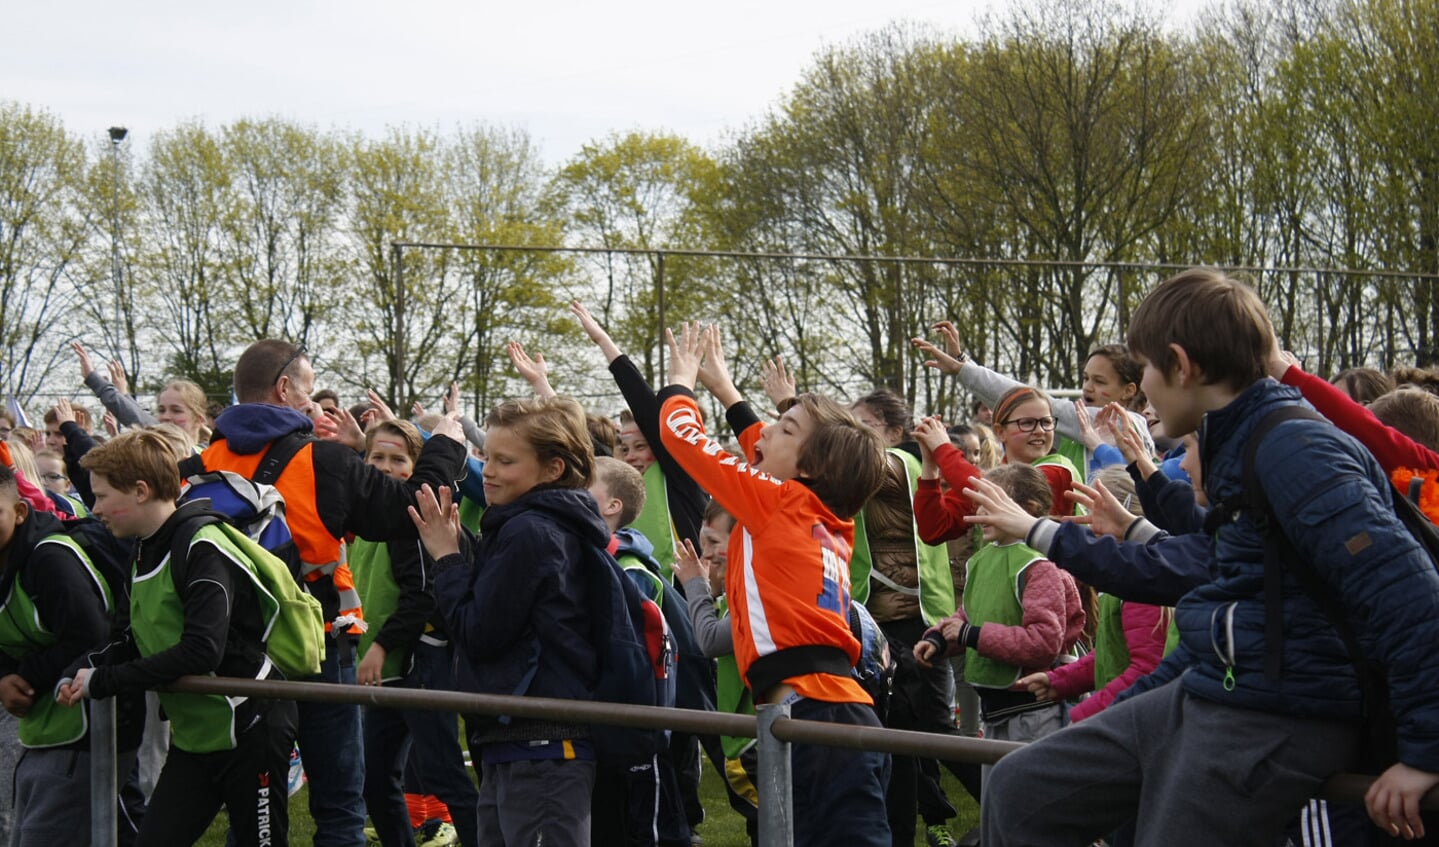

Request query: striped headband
[{"left": 993, "top": 387, "right": 1045, "bottom": 426}]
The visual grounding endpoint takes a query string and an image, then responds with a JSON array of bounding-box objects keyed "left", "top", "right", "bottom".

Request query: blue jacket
[
  {"left": 435, "top": 487, "right": 605, "bottom": 712},
  {"left": 1190, "top": 382, "right": 1439, "bottom": 766},
  {"left": 1035, "top": 380, "right": 1439, "bottom": 770}
]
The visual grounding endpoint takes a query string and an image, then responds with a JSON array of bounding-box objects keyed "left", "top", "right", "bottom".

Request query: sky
[{"left": 4, "top": 0, "right": 1207, "bottom": 165}]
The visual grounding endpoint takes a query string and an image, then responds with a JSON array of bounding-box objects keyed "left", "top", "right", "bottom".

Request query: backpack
[
  {"left": 176, "top": 433, "right": 308, "bottom": 579},
  {"left": 1222, "top": 405, "right": 1439, "bottom": 772},
  {"left": 848, "top": 601, "right": 897, "bottom": 720},
  {"left": 580, "top": 541, "right": 676, "bottom": 766},
  {"left": 170, "top": 512, "right": 326, "bottom": 680}
]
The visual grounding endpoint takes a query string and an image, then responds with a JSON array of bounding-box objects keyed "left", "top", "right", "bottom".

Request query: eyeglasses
[
  {"left": 1001, "top": 416, "right": 1057, "bottom": 433},
  {"left": 40, "top": 473, "right": 66, "bottom": 482},
  {"left": 271, "top": 344, "right": 307, "bottom": 387}
]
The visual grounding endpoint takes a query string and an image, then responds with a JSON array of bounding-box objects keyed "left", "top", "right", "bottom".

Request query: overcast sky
[{"left": 6, "top": 0, "right": 1204, "bottom": 164}]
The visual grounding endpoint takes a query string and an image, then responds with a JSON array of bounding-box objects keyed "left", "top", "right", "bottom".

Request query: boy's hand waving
[{"left": 665, "top": 322, "right": 706, "bottom": 390}]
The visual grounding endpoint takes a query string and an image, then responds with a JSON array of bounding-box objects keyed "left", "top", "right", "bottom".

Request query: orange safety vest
[{"left": 200, "top": 439, "right": 366, "bottom": 635}]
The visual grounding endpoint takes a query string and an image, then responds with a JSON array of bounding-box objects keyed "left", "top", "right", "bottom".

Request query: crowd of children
[{"left": 0, "top": 269, "right": 1436, "bottom": 846}]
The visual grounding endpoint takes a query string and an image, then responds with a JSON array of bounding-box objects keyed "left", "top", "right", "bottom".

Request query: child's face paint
[{"left": 365, "top": 437, "right": 415, "bottom": 481}]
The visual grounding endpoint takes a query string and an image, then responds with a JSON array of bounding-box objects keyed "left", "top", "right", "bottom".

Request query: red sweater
[{"left": 913, "top": 443, "right": 1076, "bottom": 545}]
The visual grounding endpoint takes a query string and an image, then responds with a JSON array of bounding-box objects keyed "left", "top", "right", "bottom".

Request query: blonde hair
[
  {"left": 80, "top": 429, "right": 183, "bottom": 502},
  {"left": 485, "top": 396, "right": 595, "bottom": 490},
  {"left": 145, "top": 422, "right": 195, "bottom": 459},
  {"left": 595, "top": 455, "right": 646, "bottom": 527},
  {"left": 6, "top": 439, "right": 41, "bottom": 491},
  {"left": 971, "top": 422, "right": 1004, "bottom": 470},
  {"left": 159, "top": 380, "right": 208, "bottom": 425}
]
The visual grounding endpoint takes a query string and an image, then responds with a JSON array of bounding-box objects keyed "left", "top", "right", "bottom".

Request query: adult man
[{"left": 180, "top": 340, "right": 467, "bottom": 846}]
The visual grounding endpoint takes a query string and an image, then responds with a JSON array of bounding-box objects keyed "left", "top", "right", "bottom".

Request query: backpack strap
[
  {"left": 1240, "top": 407, "right": 1380, "bottom": 698},
  {"left": 1410, "top": 474, "right": 1426, "bottom": 506},
  {"left": 252, "top": 432, "right": 310, "bottom": 486}
]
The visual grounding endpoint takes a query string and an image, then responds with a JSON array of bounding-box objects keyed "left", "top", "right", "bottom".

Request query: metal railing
[{"left": 82, "top": 676, "right": 1437, "bottom": 845}]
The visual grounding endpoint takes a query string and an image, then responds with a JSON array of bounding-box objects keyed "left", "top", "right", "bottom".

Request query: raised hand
[
  {"left": 1063, "top": 478, "right": 1137, "bottom": 539},
  {"left": 570, "top": 300, "right": 623, "bottom": 362},
  {"left": 102, "top": 410, "right": 119, "bottom": 437},
  {"left": 664, "top": 322, "right": 707, "bottom": 390},
  {"left": 408, "top": 483, "right": 462, "bottom": 560},
  {"left": 912, "top": 321, "right": 967, "bottom": 376},
  {"left": 671, "top": 538, "right": 709, "bottom": 586},
  {"left": 912, "top": 415, "right": 951, "bottom": 455},
  {"left": 52, "top": 398, "right": 76, "bottom": 426},
  {"left": 507, "top": 340, "right": 557, "bottom": 399},
  {"left": 365, "top": 389, "right": 398, "bottom": 424},
  {"left": 443, "top": 381, "right": 460, "bottom": 416},
  {"left": 429, "top": 413, "right": 465, "bottom": 445},
  {"left": 1101, "top": 403, "right": 1157, "bottom": 478},
  {"left": 106, "top": 359, "right": 130, "bottom": 396},
  {"left": 760, "top": 355, "right": 797, "bottom": 410},
  {"left": 71, "top": 342, "right": 97, "bottom": 381},
  {"left": 963, "top": 475, "right": 1043, "bottom": 541},
  {"left": 316, "top": 407, "right": 366, "bottom": 452},
  {"left": 1074, "top": 399, "right": 1104, "bottom": 451}
]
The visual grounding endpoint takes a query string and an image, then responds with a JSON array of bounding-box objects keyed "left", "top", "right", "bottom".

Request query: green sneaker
[
  {"left": 363, "top": 824, "right": 383, "bottom": 847},
  {"left": 927, "top": 824, "right": 959, "bottom": 847}
]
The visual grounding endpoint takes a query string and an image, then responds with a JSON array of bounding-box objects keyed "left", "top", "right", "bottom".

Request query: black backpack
[{"left": 1212, "top": 405, "right": 1439, "bottom": 772}]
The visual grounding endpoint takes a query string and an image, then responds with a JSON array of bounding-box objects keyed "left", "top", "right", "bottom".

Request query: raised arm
[{"left": 73, "top": 342, "right": 156, "bottom": 429}]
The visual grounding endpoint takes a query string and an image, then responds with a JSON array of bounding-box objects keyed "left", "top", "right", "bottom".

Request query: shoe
[
  {"left": 415, "top": 819, "right": 459, "bottom": 847},
  {"left": 691, "top": 829, "right": 705, "bottom": 845},
  {"left": 363, "top": 825, "right": 383, "bottom": 847},
  {"left": 286, "top": 746, "right": 305, "bottom": 797},
  {"left": 927, "top": 824, "right": 959, "bottom": 847}
]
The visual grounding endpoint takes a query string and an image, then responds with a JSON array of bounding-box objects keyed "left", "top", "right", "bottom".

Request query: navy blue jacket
[
  {"left": 434, "top": 487, "right": 605, "bottom": 712},
  {"left": 1036, "top": 380, "right": 1439, "bottom": 771}
]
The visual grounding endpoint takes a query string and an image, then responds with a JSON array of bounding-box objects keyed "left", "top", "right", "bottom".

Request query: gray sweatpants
[
  {"left": 478, "top": 757, "right": 596, "bottom": 846},
  {"left": 981, "top": 679, "right": 1360, "bottom": 847}
]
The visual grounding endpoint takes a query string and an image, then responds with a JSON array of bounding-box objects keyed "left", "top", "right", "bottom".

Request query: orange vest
[
  {"left": 1392, "top": 467, "right": 1439, "bottom": 526},
  {"left": 200, "top": 439, "right": 365, "bottom": 635}
]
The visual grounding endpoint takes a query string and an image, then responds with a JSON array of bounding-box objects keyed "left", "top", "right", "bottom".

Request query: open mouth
[{"left": 752, "top": 446, "right": 766, "bottom": 467}]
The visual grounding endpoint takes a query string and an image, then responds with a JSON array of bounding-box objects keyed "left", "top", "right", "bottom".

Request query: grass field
[{"left": 197, "top": 757, "right": 980, "bottom": 846}]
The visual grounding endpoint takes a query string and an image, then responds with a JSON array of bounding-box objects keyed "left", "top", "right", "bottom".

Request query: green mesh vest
[
  {"left": 851, "top": 448, "right": 957, "bottom": 626},
  {"left": 0, "top": 535, "right": 111, "bottom": 748},
  {"left": 631, "top": 463, "right": 677, "bottom": 581},
  {"left": 348, "top": 538, "right": 410, "bottom": 682},
  {"left": 962, "top": 541, "right": 1044, "bottom": 688},
  {"left": 713, "top": 597, "right": 756, "bottom": 759},
  {"left": 131, "top": 524, "right": 280, "bottom": 753}
]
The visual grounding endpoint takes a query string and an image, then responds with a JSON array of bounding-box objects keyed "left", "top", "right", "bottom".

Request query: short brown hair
[
  {"left": 233, "top": 339, "right": 307, "bottom": 403},
  {"left": 365, "top": 419, "right": 424, "bottom": 463},
  {"left": 1370, "top": 389, "right": 1439, "bottom": 453},
  {"left": 80, "top": 429, "right": 182, "bottom": 502},
  {"left": 793, "top": 394, "right": 888, "bottom": 519},
  {"left": 486, "top": 396, "right": 595, "bottom": 490},
  {"left": 595, "top": 455, "right": 646, "bottom": 527},
  {"left": 43, "top": 405, "right": 93, "bottom": 430},
  {"left": 1390, "top": 366, "right": 1439, "bottom": 398},
  {"left": 1087, "top": 344, "right": 1146, "bottom": 410},
  {"left": 984, "top": 463, "right": 1052, "bottom": 517},
  {"left": 1127, "top": 268, "right": 1273, "bottom": 393},
  {"left": 1330, "top": 367, "right": 1394, "bottom": 405}
]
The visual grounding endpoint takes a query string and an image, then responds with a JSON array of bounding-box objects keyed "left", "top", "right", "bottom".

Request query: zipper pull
[{"left": 1223, "top": 666, "right": 1236, "bottom": 692}]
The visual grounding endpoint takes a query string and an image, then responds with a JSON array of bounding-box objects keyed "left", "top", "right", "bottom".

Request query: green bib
[
  {"left": 132, "top": 525, "right": 280, "bottom": 753},
  {"left": 962, "top": 541, "right": 1043, "bottom": 688},
  {"left": 631, "top": 464, "right": 676, "bottom": 581},
  {"left": 1091, "top": 593, "right": 1128, "bottom": 690},
  {"left": 851, "top": 449, "right": 956, "bottom": 626},
  {"left": 619, "top": 554, "right": 665, "bottom": 606},
  {"left": 0, "top": 536, "right": 112, "bottom": 748},
  {"left": 349, "top": 538, "right": 410, "bottom": 681},
  {"left": 1053, "top": 436, "right": 1088, "bottom": 486},
  {"left": 713, "top": 597, "right": 755, "bottom": 759}
]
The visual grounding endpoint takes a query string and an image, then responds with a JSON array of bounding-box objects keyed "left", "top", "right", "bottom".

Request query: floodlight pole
[{"left": 107, "top": 127, "right": 127, "bottom": 362}]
